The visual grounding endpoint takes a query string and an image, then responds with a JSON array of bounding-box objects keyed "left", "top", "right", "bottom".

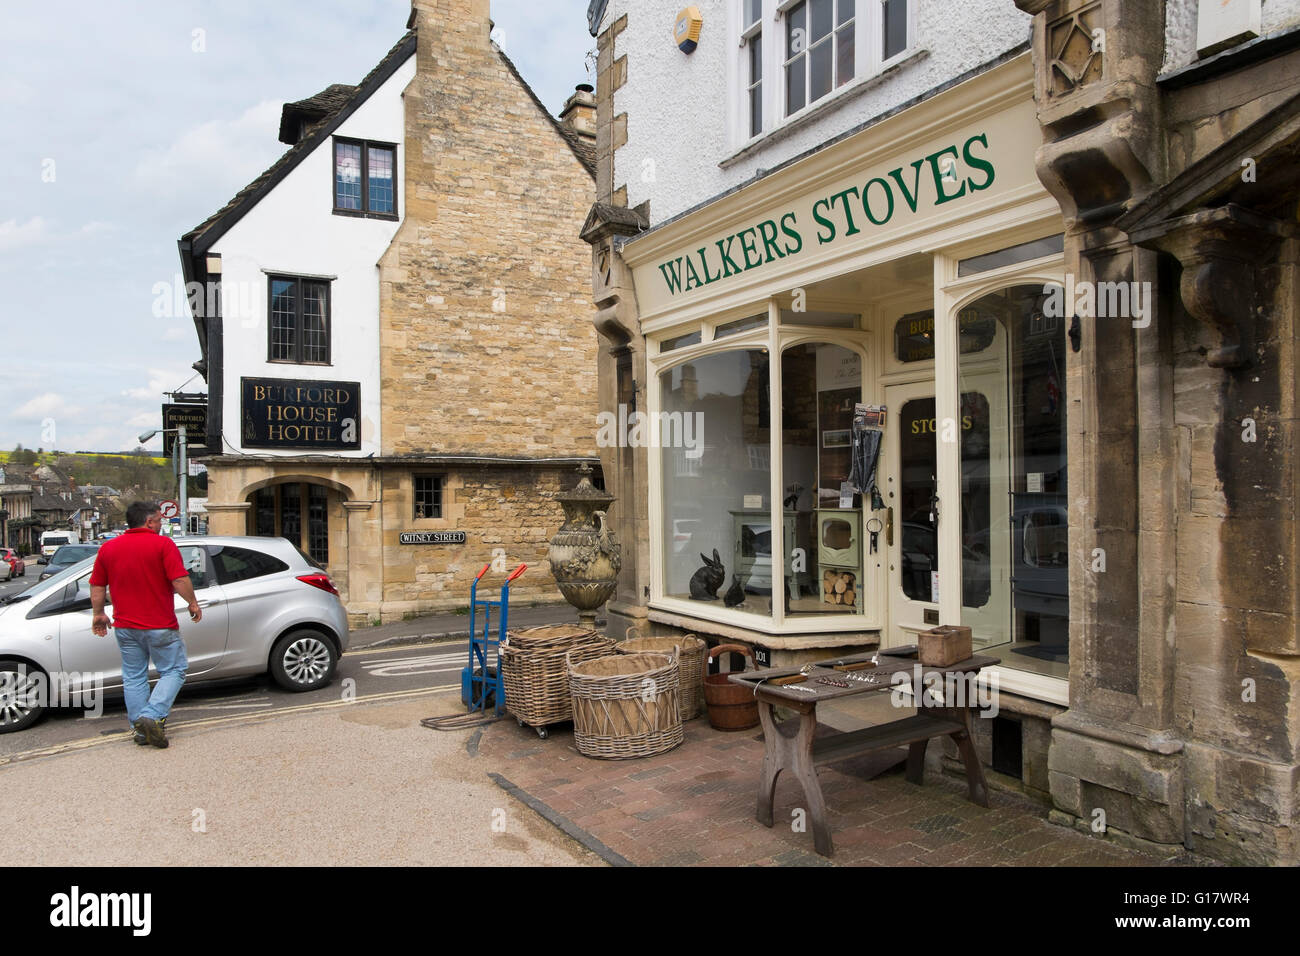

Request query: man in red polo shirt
[{"left": 89, "top": 501, "right": 203, "bottom": 749}]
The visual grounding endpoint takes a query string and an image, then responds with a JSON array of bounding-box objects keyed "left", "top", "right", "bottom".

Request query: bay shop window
[{"left": 646, "top": 248, "right": 1069, "bottom": 694}]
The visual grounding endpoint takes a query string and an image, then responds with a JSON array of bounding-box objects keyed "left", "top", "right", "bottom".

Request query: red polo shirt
[{"left": 89, "top": 528, "right": 189, "bottom": 630}]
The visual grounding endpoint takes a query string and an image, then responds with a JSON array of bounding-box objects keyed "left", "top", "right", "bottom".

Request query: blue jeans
[{"left": 115, "top": 628, "right": 188, "bottom": 727}]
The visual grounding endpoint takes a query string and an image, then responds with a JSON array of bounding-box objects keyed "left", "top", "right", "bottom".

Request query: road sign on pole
[{"left": 159, "top": 500, "right": 180, "bottom": 519}]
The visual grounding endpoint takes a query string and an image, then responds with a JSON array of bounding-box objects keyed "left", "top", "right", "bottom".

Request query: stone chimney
[{"left": 559, "top": 83, "right": 596, "bottom": 141}]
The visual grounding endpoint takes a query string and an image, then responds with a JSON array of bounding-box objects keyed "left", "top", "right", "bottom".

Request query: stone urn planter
[{"left": 548, "top": 464, "right": 621, "bottom": 629}]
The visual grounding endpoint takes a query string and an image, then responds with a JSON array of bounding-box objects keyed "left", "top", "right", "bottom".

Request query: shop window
[
  {"left": 268, "top": 276, "right": 330, "bottom": 365},
  {"left": 957, "top": 284, "right": 1069, "bottom": 680},
  {"left": 782, "top": 342, "right": 863, "bottom": 617},
  {"left": 660, "top": 349, "right": 771, "bottom": 616},
  {"left": 414, "top": 475, "right": 444, "bottom": 519}
]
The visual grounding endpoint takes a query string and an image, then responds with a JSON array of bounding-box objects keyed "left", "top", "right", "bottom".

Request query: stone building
[
  {"left": 180, "top": 0, "right": 600, "bottom": 626},
  {"left": 583, "top": 0, "right": 1300, "bottom": 864}
]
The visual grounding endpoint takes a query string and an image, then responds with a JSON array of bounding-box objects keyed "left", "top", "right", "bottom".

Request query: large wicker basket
[
  {"left": 567, "top": 651, "right": 684, "bottom": 759},
  {"left": 615, "top": 633, "right": 706, "bottom": 721},
  {"left": 500, "top": 625, "right": 613, "bottom": 729}
]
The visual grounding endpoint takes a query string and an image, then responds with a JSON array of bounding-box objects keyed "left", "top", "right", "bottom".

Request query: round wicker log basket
[
  {"left": 567, "top": 651, "right": 684, "bottom": 759},
  {"left": 615, "top": 634, "right": 706, "bottom": 721},
  {"left": 500, "top": 625, "right": 613, "bottom": 729}
]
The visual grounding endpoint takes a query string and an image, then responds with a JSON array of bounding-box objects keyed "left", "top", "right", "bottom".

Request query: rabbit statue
[
  {"left": 688, "top": 549, "right": 725, "bottom": 600},
  {"left": 723, "top": 574, "right": 745, "bottom": 607}
]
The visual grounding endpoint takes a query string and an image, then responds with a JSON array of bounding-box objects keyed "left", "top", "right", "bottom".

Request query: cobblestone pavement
[{"left": 476, "top": 713, "right": 1215, "bottom": 867}]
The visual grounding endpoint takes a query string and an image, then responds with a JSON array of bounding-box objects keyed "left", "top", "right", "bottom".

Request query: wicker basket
[
  {"left": 615, "top": 633, "right": 706, "bottom": 721},
  {"left": 567, "top": 651, "right": 684, "bottom": 759},
  {"left": 500, "top": 624, "right": 613, "bottom": 729}
]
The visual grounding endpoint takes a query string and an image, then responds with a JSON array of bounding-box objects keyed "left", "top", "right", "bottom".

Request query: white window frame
[{"left": 733, "top": 0, "right": 917, "bottom": 149}]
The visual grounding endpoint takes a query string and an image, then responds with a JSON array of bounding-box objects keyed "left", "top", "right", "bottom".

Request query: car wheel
[
  {"left": 0, "top": 660, "right": 48, "bottom": 733},
  {"left": 269, "top": 629, "right": 337, "bottom": 692}
]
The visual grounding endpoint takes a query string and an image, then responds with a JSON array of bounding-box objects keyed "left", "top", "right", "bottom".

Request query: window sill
[
  {"left": 332, "top": 208, "right": 399, "bottom": 222},
  {"left": 719, "top": 47, "right": 930, "bottom": 171},
  {"left": 266, "top": 360, "right": 334, "bottom": 368}
]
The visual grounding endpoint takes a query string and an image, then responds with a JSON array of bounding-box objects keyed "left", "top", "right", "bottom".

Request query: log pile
[{"left": 822, "top": 570, "right": 857, "bottom": 607}]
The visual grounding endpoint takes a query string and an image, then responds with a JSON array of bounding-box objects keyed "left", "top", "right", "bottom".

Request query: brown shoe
[{"left": 134, "top": 716, "right": 168, "bottom": 749}]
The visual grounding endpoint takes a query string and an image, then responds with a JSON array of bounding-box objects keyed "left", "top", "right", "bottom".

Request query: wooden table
[{"left": 728, "top": 647, "right": 999, "bottom": 857}]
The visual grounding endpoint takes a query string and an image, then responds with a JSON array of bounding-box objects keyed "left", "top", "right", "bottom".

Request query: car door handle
[{"left": 198, "top": 598, "right": 221, "bottom": 607}]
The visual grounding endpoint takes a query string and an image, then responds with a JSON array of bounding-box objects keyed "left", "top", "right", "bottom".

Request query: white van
[{"left": 39, "top": 530, "right": 80, "bottom": 563}]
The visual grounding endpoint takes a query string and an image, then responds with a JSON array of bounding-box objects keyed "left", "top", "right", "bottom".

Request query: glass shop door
[{"left": 883, "top": 376, "right": 1009, "bottom": 648}]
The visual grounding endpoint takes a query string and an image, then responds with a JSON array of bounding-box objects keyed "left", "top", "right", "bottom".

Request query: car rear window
[{"left": 209, "top": 546, "right": 290, "bottom": 584}]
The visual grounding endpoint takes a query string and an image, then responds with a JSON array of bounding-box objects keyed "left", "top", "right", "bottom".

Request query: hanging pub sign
[
  {"left": 162, "top": 402, "right": 208, "bottom": 456},
  {"left": 399, "top": 531, "right": 467, "bottom": 545},
  {"left": 893, "top": 307, "right": 998, "bottom": 363},
  {"left": 241, "top": 377, "right": 361, "bottom": 450}
]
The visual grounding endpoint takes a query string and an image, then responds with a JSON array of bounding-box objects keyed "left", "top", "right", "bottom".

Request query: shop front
[{"left": 592, "top": 54, "right": 1070, "bottom": 724}]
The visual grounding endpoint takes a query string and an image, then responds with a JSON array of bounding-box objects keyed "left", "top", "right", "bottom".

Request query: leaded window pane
[
  {"left": 367, "top": 146, "right": 394, "bottom": 214},
  {"left": 307, "top": 484, "right": 328, "bottom": 566},
  {"left": 302, "top": 282, "right": 328, "bottom": 363},
  {"left": 270, "top": 279, "right": 296, "bottom": 361},
  {"left": 335, "top": 142, "right": 362, "bottom": 210}
]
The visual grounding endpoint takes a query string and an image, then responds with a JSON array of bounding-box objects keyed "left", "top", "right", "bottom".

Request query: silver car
[{"left": 0, "top": 536, "right": 350, "bottom": 733}]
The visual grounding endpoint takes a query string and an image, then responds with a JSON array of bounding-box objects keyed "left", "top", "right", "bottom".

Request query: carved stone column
[
  {"left": 582, "top": 203, "right": 648, "bottom": 639},
  {"left": 1015, "top": 0, "right": 1186, "bottom": 847}
]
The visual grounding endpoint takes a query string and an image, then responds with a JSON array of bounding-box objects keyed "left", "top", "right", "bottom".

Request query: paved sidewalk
[
  {"left": 474, "top": 710, "right": 1215, "bottom": 867},
  {"left": 1, "top": 694, "right": 600, "bottom": 867},
  {"left": 349, "top": 602, "right": 601, "bottom": 650}
]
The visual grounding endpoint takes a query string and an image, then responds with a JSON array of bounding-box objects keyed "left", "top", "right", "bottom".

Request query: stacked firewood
[{"left": 822, "top": 570, "right": 857, "bottom": 607}]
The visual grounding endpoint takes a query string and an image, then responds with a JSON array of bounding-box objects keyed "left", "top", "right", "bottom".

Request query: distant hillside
[{"left": 2, "top": 448, "right": 200, "bottom": 500}]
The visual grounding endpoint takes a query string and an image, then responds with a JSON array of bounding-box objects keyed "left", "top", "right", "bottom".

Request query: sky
[{"left": 0, "top": 0, "right": 598, "bottom": 457}]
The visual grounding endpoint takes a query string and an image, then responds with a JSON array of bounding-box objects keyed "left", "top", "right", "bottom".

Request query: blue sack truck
[{"left": 461, "top": 562, "right": 527, "bottom": 715}]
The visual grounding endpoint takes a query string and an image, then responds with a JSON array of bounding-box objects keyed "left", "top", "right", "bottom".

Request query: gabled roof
[
  {"left": 494, "top": 46, "right": 597, "bottom": 179},
  {"left": 181, "top": 31, "right": 418, "bottom": 255}
]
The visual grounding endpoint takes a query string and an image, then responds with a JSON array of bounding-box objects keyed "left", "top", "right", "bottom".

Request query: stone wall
[{"left": 380, "top": 0, "right": 599, "bottom": 460}]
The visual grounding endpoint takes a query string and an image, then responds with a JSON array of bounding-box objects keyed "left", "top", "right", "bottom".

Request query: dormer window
[{"left": 333, "top": 137, "right": 398, "bottom": 218}]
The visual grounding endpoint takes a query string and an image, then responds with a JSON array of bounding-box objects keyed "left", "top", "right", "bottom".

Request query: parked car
[
  {"left": 0, "top": 535, "right": 349, "bottom": 732},
  {"left": 1, "top": 549, "right": 25, "bottom": 581},
  {"left": 38, "top": 530, "right": 80, "bottom": 564},
  {"left": 37, "top": 544, "right": 101, "bottom": 583}
]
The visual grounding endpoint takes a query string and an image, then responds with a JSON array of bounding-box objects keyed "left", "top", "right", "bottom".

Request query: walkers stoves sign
[{"left": 240, "top": 377, "right": 361, "bottom": 450}]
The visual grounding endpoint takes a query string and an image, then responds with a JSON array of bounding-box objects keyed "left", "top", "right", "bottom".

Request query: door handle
[{"left": 885, "top": 507, "right": 894, "bottom": 547}]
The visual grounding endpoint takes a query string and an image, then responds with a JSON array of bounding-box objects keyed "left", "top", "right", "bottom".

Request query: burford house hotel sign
[{"left": 240, "top": 377, "right": 361, "bottom": 450}]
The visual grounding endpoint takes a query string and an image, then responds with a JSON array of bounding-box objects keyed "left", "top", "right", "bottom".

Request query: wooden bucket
[
  {"left": 567, "top": 651, "right": 684, "bottom": 759},
  {"left": 703, "top": 644, "right": 760, "bottom": 731}
]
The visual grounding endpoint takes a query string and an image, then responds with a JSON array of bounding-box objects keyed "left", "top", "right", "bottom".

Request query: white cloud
[
  {"left": 134, "top": 100, "right": 283, "bottom": 199},
  {"left": 14, "top": 392, "right": 81, "bottom": 420},
  {"left": 126, "top": 411, "right": 159, "bottom": 429},
  {"left": 122, "top": 368, "right": 195, "bottom": 402},
  {"left": 0, "top": 217, "right": 51, "bottom": 252},
  {"left": 0, "top": 217, "right": 116, "bottom": 253}
]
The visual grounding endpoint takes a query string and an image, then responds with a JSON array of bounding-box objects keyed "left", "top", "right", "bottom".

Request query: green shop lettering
[{"left": 656, "top": 133, "right": 995, "bottom": 296}]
